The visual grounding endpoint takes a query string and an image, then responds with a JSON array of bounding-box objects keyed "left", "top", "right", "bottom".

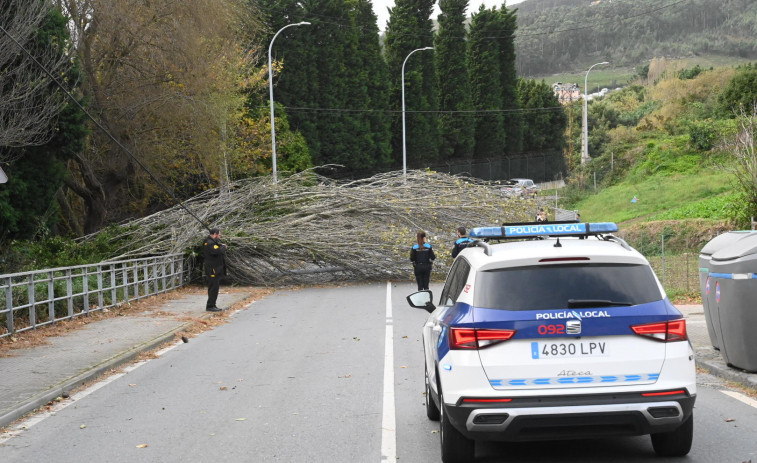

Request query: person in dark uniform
[
  {"left": 203, "top": 228, "right": 227, "bottom": 312},
  {"left": 451, "top": 227, "right": 474, "bottom": 258},
  {"left": 410, "top": 231, "right": 435, "bottom": 291}
]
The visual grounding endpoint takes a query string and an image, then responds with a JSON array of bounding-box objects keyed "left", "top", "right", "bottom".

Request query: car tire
[
  {"left": 439, "top": 390, "right": 474, "bottom": 463},
  {"left": 425, "top": 369, "right": 440, "bottom": 421},
  {"left": 650, "top": 412, "right": 693, "bottom": 457}
]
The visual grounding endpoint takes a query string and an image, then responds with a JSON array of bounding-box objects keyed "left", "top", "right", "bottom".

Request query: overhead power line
[{"left": 274, "top": 105, "right": 569, "bottom": 115}]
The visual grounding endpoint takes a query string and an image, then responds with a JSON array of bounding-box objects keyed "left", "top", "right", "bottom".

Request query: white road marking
[
  {"left": 380, "top": 281, "right": 397, "bottom": 461},
  {"left": 0, "top": 339, "right": 184, "bottom": 445},
  {"left": 721, "top": 390, "right": 757, "bottom": 409}
]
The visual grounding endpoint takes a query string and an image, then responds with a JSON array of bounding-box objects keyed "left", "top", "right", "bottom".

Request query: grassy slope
[{"left": 574, "top": 170, "right": 733, "bottom": 224}]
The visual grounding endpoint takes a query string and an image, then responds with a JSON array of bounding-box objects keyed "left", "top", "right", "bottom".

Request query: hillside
[
  {"left": 553, "top": 58, "right": 757, "bottom": 263},
  {"left": 514, "top": 0, "right": 757, "bottom": 76}
]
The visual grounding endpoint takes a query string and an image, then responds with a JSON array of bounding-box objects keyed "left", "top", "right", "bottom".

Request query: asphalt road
[{"left": 1, "top": 282, "right": 756, "bottom": 462}]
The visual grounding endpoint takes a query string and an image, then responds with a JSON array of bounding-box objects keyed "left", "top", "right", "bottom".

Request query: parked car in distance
[{"left": 501, "top": 178, "right": 538, "bottom": 197}]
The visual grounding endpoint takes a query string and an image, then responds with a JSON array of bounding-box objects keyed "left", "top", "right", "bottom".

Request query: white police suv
[{"left": 407, "top": 222, "right": 695, "bottom": 463}]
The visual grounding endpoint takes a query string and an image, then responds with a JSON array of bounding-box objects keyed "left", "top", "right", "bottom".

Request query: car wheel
[
  {"left": 439, "top": 389, "right": 474, "bottom": 463},
  {"left": 650, "top": 412, "right": 693, "bottom": 457},
  {"left": 425, "top": 369, "right": 440, "bottom": 421}
]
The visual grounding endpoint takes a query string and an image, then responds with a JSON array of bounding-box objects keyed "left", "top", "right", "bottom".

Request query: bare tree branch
[
  {"left": 0, "top": 0, "right": 72, "bottom": 158},
  {"left": 83, "top": 169, "right": 536, "bottom": 285}
]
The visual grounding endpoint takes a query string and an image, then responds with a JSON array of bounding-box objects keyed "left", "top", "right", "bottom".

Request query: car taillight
[
  {"left": 450, "top": 328, "right": 516, "bottom": 349},
  {"left": 631, "top": 319, "right": 687, "bottom": 342}
]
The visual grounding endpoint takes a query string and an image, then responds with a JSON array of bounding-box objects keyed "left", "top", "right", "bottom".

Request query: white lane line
[
  {"left": 380, "top": 281, "right": 397, "bottom": 462},
  {"left": 721, "top": 390, "right": 757, "bottom": 409},
  {"left": 0, "top": 339, "right": 184, "bottom": 444}
]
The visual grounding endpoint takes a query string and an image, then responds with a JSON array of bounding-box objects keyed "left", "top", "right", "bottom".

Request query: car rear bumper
[{"left": 446, "top": 393, "right": 695, "bottom": 442}]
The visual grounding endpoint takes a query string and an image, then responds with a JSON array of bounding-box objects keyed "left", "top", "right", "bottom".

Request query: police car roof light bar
[{"left": 469, "top": 222, "right": 618, "bottom": 240}]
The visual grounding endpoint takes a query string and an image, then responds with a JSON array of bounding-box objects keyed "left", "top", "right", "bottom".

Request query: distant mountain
[{"left": 513, "top": 0, "right": 757, "bottom": 76}]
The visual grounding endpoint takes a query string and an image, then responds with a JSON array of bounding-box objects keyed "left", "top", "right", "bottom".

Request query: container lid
[
  {"left": 711, "top": 233, "right": 757, "bottom": 261},
  {"left": 701, "top": 231, "right": 757, "bottom": 257}
]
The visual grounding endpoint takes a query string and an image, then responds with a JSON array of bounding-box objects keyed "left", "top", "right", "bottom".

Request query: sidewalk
[
  {"left": 677, "top": 304, "right": 757, "bottom": 390},
  {"left": 0, "top": 288, "right": 254, "bottom": 428},
  {"left": 1, "top": 295, "right": 755, "bottom": 430}
]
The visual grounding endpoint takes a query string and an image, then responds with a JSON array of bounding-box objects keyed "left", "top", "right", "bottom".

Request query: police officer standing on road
[
  {"left": 451, "top": 227, "right": 474, "bottom": 258},
  {"left": 410, "top": 231, "right": 435, "bottom": 291},
  {"left": 203, "top": 228, "right": 227, "bottom": 312}
]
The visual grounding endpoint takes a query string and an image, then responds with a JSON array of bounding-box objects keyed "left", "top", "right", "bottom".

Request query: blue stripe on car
[{"left": 489, "top": 373, "right": 659, "bottom": 388}]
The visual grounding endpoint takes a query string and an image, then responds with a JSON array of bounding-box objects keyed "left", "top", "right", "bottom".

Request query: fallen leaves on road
[{"left": 136, "top": 443, "right": 148, "bottom": 448}]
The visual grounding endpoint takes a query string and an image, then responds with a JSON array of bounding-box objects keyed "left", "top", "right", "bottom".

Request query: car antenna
[{"left": 554, "top": 236, "right": 562, "bottom": 248}]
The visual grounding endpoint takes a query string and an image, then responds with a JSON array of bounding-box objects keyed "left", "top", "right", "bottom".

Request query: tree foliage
[
  {"left": 385, "top": 0, "right": 439, "bottom": 167},
  {"left": 0, "top": 0, "right": 73, "bottom": 158},
  {"left": 435, "top": 0, "right": 474, "bottom": 161},
  {"left": 261, "top": 0, "right": 391, "bottom": 173},
  {"left": 718, "top": 63, "right": 757, "bottom": 117},
  {"left": 518, "top": 79, "right": 567, "bottom": 152},
  {"left": 468, "top": 6, "right": 506, "bottom": 159},
  {"left": 57, "top": 0, "right": 259, "bottom": 233},
  {"left": 0, "top": 2, "right": 87, "bottom": 240}
]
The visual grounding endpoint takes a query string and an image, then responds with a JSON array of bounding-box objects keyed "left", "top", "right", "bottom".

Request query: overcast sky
[{"left": 372, "top": 0, "right": 526, "bottom": 31}]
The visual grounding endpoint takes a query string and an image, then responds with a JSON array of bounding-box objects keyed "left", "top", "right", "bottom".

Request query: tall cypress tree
[
  {"left": 385, "top": 0, "right": 439, "bottom": 168},
  {"left": 435, "top": 0, "right": 474, "bottom": 161},
  {"left": 518, "top": 79, "right": 567, "bottom": 152},
  {"left": 497, "top": 6, "right": 523, "bottom": 154},
  {"left": 260, "top": 0, "right": 391, "bottom": 173},
  {"left": 347, "top": 0, "right": 392, "bottom": 171},
  {"left": 468, "top": 7, "right": 505, "bottom": 158}
]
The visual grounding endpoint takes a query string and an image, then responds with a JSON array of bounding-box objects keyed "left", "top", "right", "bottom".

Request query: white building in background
[{"left": 552, "top": 82, "right": 581, "bottom": 104}]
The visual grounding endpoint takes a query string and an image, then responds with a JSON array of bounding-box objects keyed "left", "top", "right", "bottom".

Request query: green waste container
[
  {"left": 699, "top": 231, "right": 757, "bottom": 350},
  {"left": 707, "top": 232, "right": 757, "bottom": 372}
]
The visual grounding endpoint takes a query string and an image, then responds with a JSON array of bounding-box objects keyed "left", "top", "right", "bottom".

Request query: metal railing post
[
  {"left": 97, "top": 265, "right": 104, "bottom": 309},
  {"left": 66, "top": 268, "right": 73, "bottom": 318},
  {"left": 48, "top": 271, "right": 55, "bottom": 322},
  {"left": 28, "top": 274, "right": 36, "bottom": 329},
  {"left": 82, "top": 268, "right": 89, "bottom": 314},
  {"left": 5, "top": 276, "right": 13, "bottom": 334}
]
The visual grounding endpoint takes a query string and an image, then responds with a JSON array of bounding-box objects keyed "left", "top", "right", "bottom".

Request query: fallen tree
[{"left": 90, "top": 169, "right": 535, "bottom": 285}]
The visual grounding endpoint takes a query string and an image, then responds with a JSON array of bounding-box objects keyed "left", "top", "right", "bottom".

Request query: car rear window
[{"left": 474, "top": 263, "right": 662, "bottom": 310}]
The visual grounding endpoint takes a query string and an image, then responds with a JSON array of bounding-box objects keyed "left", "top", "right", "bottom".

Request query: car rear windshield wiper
[{"left": 567, "top": 299, "right": 632, "bottom": 308}]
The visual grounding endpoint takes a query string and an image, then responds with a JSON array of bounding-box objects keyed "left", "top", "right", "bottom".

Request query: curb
[
  {"left": 0, "top": 311, "right": 219, "bottom": 429},
  {"left": 695, "top": 351, "right": 757, "bottom": 391}
]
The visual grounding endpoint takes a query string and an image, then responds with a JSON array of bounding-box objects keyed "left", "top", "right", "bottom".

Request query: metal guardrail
[{"left": 0, "top": 254, "right": 188, "bottom": 339}]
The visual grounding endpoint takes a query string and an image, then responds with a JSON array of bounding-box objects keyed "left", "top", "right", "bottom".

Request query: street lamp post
[
  {"left": 582, "top": 61, "right": 609, "bottom": 164},
  {"left": 402, "top": 47, "right": 433, "bottom": 177},
  {"left": 269, "top": 21, "right": 310, "bottom": 183}
]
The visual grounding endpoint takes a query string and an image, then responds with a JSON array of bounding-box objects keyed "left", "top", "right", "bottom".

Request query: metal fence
[
  {"left": 433, "top": 151, "right": 565, "bottom": 183},
  {"left": 617, "top": 231, "right": 720, "bottom": 298},
  {"left": 1, "top": 254, "right": 189, "bottom": 339}
]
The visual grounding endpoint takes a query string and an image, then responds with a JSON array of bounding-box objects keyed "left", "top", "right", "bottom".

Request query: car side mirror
[{"left": 406, "top": 290, "right": 435, "bottom": 313}]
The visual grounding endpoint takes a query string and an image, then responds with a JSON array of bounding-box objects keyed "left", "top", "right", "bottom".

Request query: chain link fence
[
  {"left": 431, "top": 151, "right": 566, "bottom": 183},
  {"left": 616, "top": 224, "right": 730, "bottom": 298}
]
